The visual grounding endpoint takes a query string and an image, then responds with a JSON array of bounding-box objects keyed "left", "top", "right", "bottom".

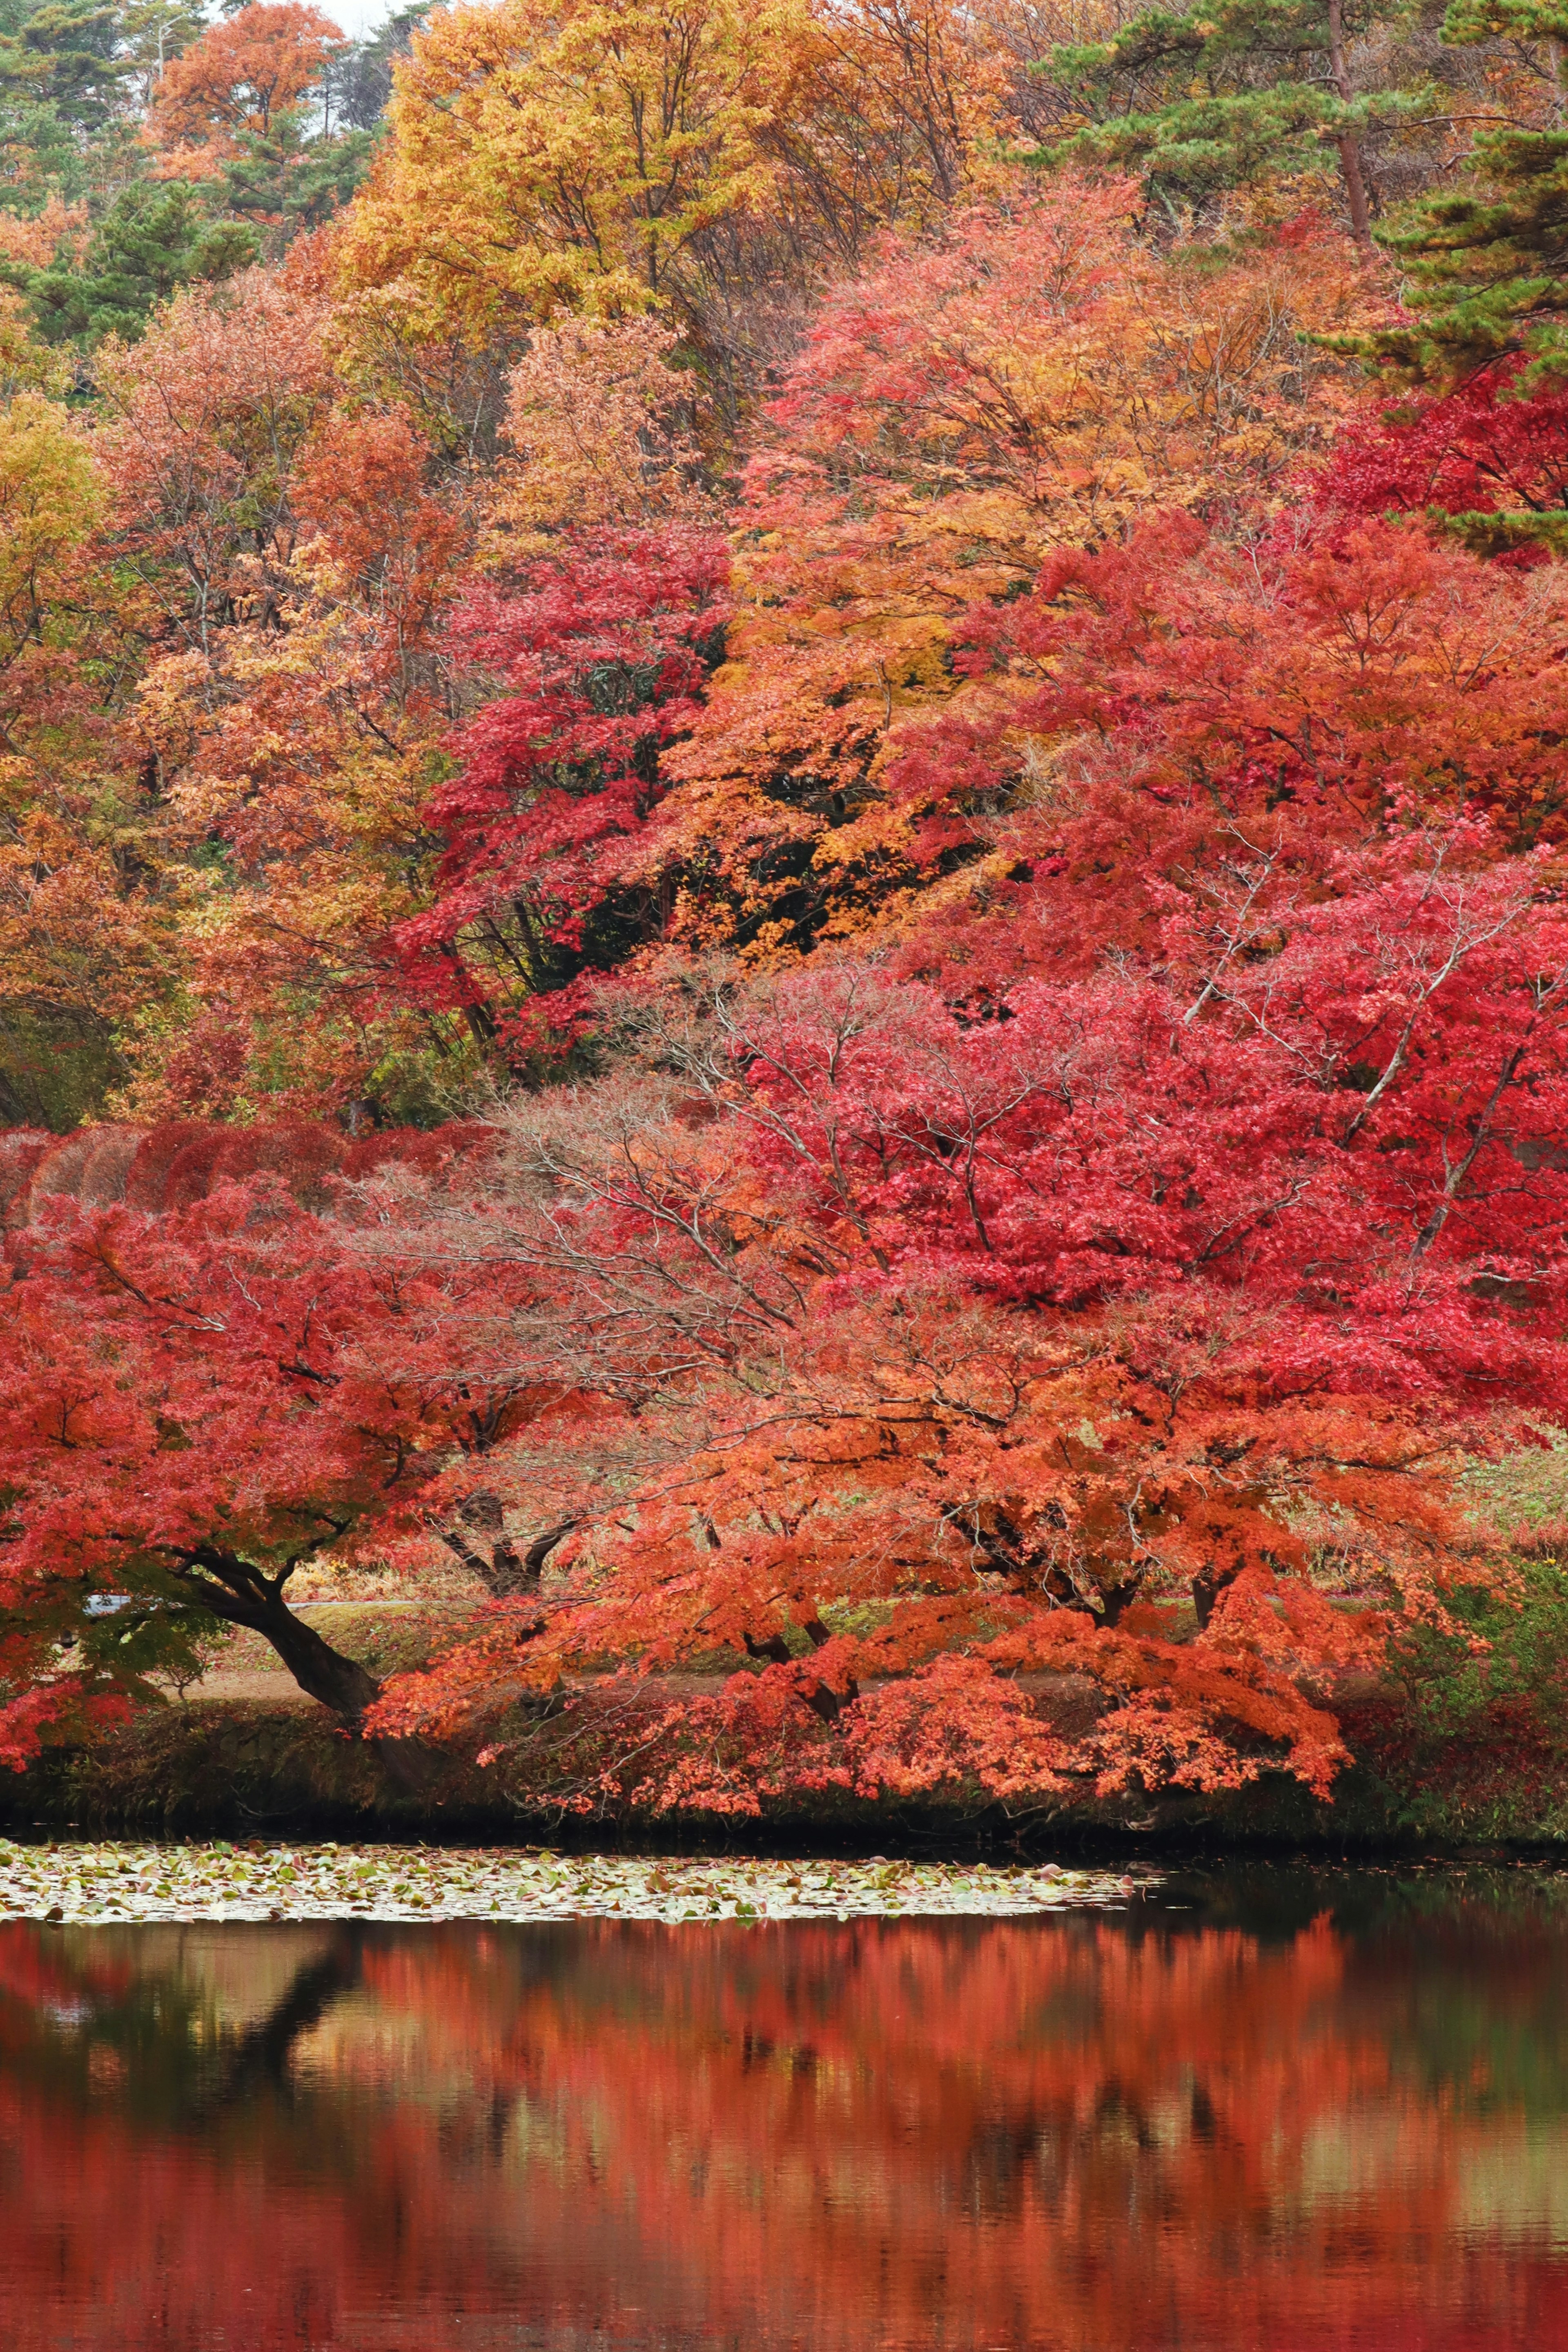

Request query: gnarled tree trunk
[{"left": 169, "top": 1547, "right": 444, "bottom": 1796}]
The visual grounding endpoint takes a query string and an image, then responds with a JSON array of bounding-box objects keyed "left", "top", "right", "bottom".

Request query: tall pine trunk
[{"left": 1327, "top": 0, "right": 1372, "bottom": 243}]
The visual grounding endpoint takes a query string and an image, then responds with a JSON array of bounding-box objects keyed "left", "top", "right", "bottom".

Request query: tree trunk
[
  {"left": 1192, "top": 1570, "right": 1238, "bottom": 1632},
  {"left": 1096, "top": 1579, "right": 1145, "bottom": 1628},
  {"left": 438, "top": 1494, "right": 577, "bottom": 1599},
  {"left": 1327, "top": 0, "right": 1373, "bottom": 243},
  {"left": 178, "top": 1558, "right": 444, "bottom": 1795},
  {"left": 246, "top": 1586, "right": 384, "bottom": 1719}
]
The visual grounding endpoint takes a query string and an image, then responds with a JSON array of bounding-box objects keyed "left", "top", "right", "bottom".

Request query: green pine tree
[
  {"left": 1037, "top": 0, "right": 1424, "bottom": 239},
  {"left": 0, "top": 0, "right": 127, "bottom": 134},
  {"left": 0, "top": 2, "right": 205, "bottom": 203},
  {"left": 15, "top": 180, "right": 255, "bottom": 343},
  {"left": 215, "top": 113, "right": 374, "bottom": 240},
  {"left": 1364, "top": 2, "right": 1568, "bottom": 379},
  {"left": 0, "top": 0, "right": 129, "bottom": 203}
]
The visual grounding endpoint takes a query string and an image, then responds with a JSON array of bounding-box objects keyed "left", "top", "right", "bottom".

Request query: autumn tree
[
  {"left": 389, "top": 317, "right": 727, "bottom": 1062},
  {"left": 145, "top": 2, "right": 344, "bottom": 167},
  {"left": 1307, "top": 358, "right": 1568, "bottom": 556},
  {"left": 335, "top": 0, "right": 1002, "bottom": 415},
  {"left": 610, "top": 182, "right": 1374, "bottom": 970},
  {"left": 336, "top": 0, "right": 813, "bottom": 344},
  {"left": 367, "top": 819, "right": 1568, "bottom": 1811},
  {"left": 744, "top": 494, "right": 1568, "bottom": 1013},
  {"left": 0, "top": 1132, "right": 576, "bottom": 1773},
  {"left": 0, "top": 381, "right": 94, "bottom": 664},
  {"left": 0, "top": 383, "right": 184, "bottom": 1129},
  {"left": 143, "top": 1, "right": 365, "bottom": 245},
  {"left": 75, "top": 259, "right": 481, "bottom": 1124}
]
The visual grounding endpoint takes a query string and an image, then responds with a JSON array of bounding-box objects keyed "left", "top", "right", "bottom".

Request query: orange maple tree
[
  {"left": 616, "top": 184, "right": 1377, "bottom": 966},
  {"left": 358, "top": 811, "right": 1568, "bottom": 1811},
  {"left": 145, "top": 3, "right": 346, "bottom": 176}
]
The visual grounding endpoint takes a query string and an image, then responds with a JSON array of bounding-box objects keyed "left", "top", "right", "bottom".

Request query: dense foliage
[{"left": 4, "top": 0, "right": 1568, "bottom": 1817}]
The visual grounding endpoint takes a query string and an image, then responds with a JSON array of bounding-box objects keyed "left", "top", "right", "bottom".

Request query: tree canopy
[{"left": 3, "top": 0, "right": 1568, "bottom": 1815}]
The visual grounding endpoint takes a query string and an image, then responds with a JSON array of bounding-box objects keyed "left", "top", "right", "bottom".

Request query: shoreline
[{"left": 5, "top": 1693, "right": 1568, "bottom": 1865}]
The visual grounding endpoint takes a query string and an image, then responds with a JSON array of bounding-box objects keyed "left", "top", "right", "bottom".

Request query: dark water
[{"left": 3, "top": 1865, "right": 1568, "bottom": 2351}]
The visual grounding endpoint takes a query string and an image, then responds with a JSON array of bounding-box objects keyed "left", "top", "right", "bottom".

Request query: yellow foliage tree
[
  {"left": 0, "top": 392, "right": 185, "bottom": 1126},
  {"left": 335, "top": 0, "right": 1004, "bottom": 415},
  {"left": 337, "top": 0, "right": 810, "bottom": 341},
  {"left": 0, "top": 391, "right": 99, "bottom": 667}
]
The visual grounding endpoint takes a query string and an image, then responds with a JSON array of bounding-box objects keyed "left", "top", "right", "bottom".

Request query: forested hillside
[{"left": 6, "top": 0, "right": 1568, "bottom": 1827}]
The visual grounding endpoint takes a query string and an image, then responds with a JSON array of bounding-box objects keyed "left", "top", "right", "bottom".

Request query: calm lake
[{"left": 2, "top": 1862, "right": 1566, "bottom": 2351}]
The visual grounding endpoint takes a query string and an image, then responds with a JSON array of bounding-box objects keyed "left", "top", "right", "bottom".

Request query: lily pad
[{"left": 0, "top": 1841, "right": 1151, "bottom": 1924}]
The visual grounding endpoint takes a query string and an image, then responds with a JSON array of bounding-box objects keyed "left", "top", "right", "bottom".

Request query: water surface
[{"left": 2, "top": 1862, "right": 1566, "bottom": 2350}]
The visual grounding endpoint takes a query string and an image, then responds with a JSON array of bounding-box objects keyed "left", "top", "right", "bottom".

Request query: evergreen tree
[
  {"left": 214, "top": 113, "right": 372, "bottom": 237},
  {"left": 0, "top": 0, "right": 127, "bottom": 136},
  {"left": 1367, "top": 2, "right": 1568, "bottom": 379},
  {"left": 0, "top": 1, "right": 205, "bottom": 203},
  {"left": 16, "top": 178, "right": 255, "bottom": 342},
  {"left": 1038, "top": 0, "right": 1421, "bottom": 239},
  {"left": 0, "top": 0, "right": 127, "bottom": 202}
]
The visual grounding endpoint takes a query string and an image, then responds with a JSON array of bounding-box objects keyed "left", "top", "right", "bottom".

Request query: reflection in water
[{"left": 1, "top": 1869, "right": 1567, "bottom": 2350}]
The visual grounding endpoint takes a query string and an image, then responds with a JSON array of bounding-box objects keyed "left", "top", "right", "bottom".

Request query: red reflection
[{"left": 0, "top": 1905, "right": 1566, "bottom": 2349}]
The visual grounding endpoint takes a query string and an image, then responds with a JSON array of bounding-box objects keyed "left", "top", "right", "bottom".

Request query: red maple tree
[
  {"left": 365, "top": 817, "right": 1568, "bottom": 1811},
  {"left": 1308, "top": 362, "right": 1568, "bottom": 560},
  {"left": 0, "top": 1138, "right": 571, "bottom": 1772},
  {"left": 393, "top": 521, "right": 729, "bottom": 1059}
]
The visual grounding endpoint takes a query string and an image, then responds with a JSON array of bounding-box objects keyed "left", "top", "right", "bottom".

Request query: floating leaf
[{"left": 0, "top": 1839, "right": 1150, "bottom": 1925}]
